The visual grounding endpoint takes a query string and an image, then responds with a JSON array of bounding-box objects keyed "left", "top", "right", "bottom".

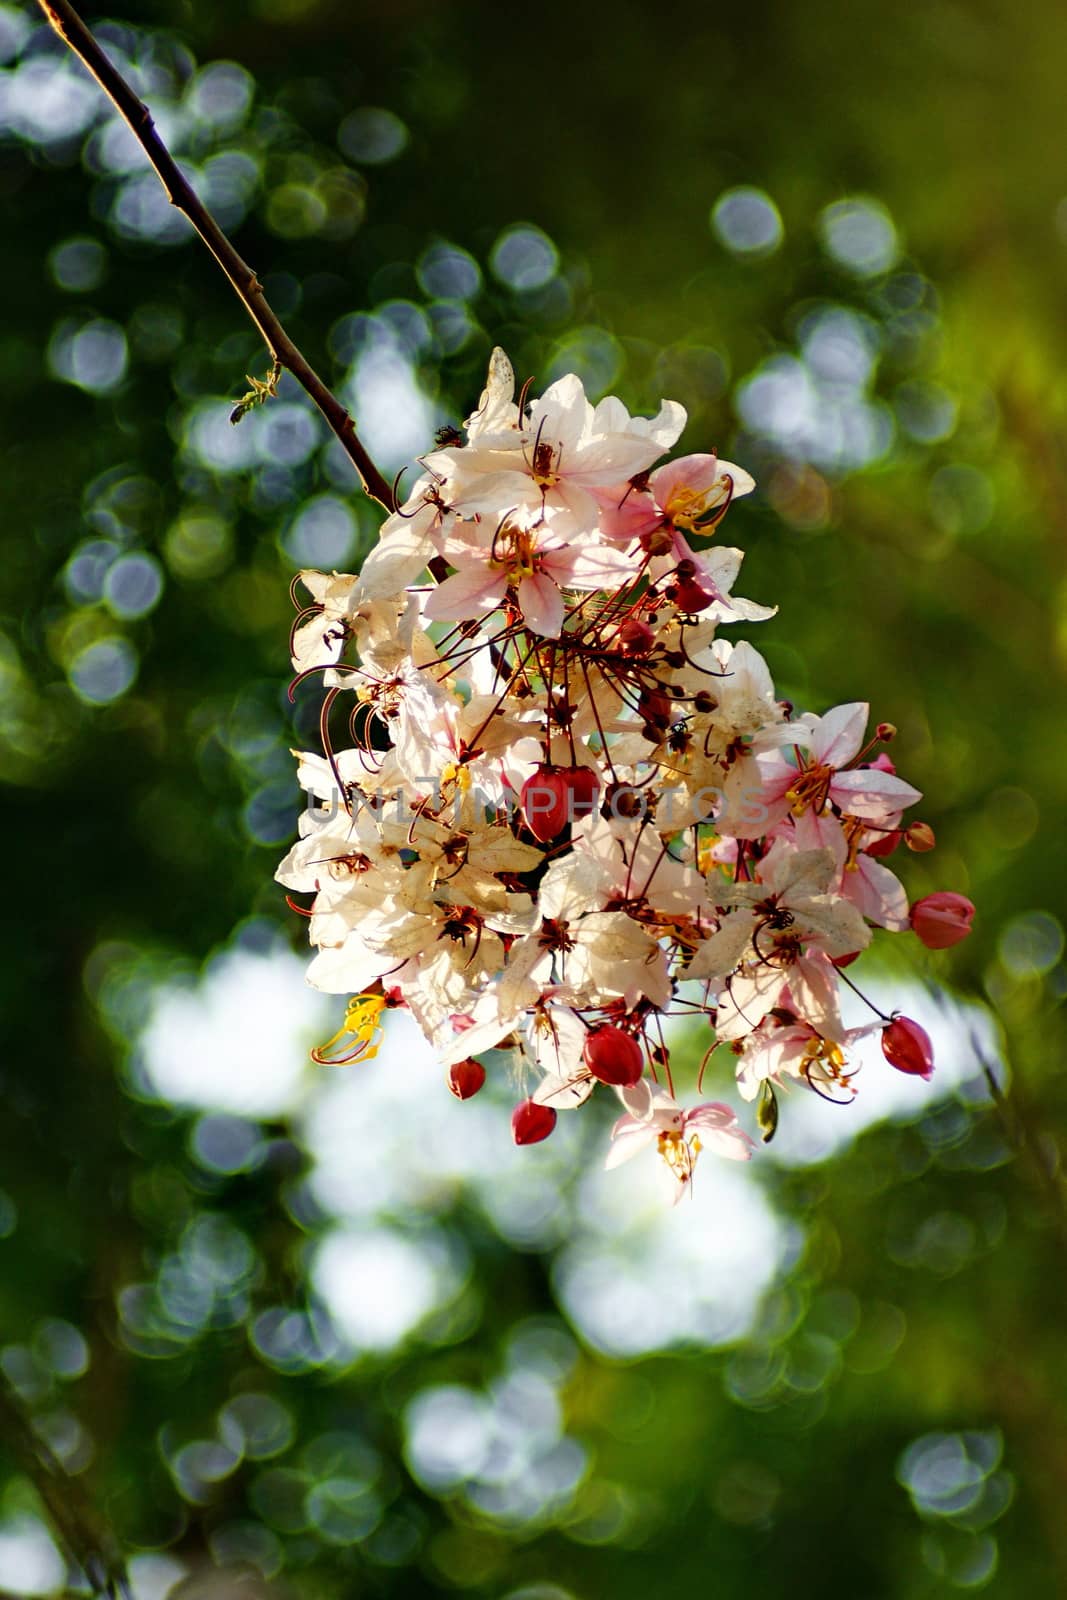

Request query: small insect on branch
[{"left": 230, "top": 359, "right": 282, "bottom": 426}]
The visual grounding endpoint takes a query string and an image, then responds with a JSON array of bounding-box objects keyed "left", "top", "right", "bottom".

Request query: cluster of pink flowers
[{"left": 278, "top": 350, "right": 974, "bottom": 1202}]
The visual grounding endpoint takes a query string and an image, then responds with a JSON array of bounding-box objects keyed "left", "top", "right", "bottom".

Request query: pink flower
[
  {"left": 423, "top": 517, "right": 633, "bottom": 638},
  {"left": 757, "top": 702, "right": 922, "bottom": 828},
  {"left": 605, "top": 1080, "right": 754, "bottom": 1202},
  {"left": 597, "top": 452, "right": 755, "bottom": 543},
  {"left": 427, "top": 373, "right": 686, "bottom": 529},
  {"left": 787, "top": 810, "right": 910, "bottom": 931},
  {"left": 733, "top": 1016, "right": 874, "bottom": 1103},
  {"left": 910, "top": 892, "right": 975, "bottom": 950}
]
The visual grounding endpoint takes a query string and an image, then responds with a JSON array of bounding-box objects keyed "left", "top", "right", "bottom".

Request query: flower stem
[{"left": 36, "top": 0, "right": 396, "bottom": 512}]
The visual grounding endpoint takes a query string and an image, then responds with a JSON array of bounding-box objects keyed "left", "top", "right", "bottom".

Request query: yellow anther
[
  {"left": 657, "top": 1128, "right": 696, "bottom": 1183},
  {"left": 697, "top": 835, "right": 722, "bottom": 875},
  {"left": 441, "top": 762, "right": 473, "bottom": 793},
  {"left": 311, "top": 992, "right": 388, "bottom": 1065},
  {"left": 785, "top": 762, "right": 834, "bottom": 817}
]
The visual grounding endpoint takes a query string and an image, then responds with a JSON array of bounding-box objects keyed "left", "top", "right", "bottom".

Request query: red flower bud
[
  {"left": 910, "top": 892, "right": 975, "bottom": 950},
  {"left": 565, "top": 765, "right": 601, "bottom": 823},
  {"left": 582, "top": 1024, "right": 644, "bottom": 1087},
  {"left": 881, "top": 1016, "right": 934, "bottom": 1079},
  {"left": 905, "top": 821, "right": 936, "bottom": 853},
  {"left": 876, "top": 721, "right": 897, "bottom": 742},
  {"left": 520, "top": 766, "right": 570, "bottom": 842},
  {"left": 672, "top": 576, "right": 716, "bottom": 613},
  {"left": 616, "top": 618, "right": 655, "bottom": 657},
  {"left": 636, "top": 688, "right": 673, "bottom": 730},
  {"left": 520, "top": 764, "right": 601, "bottom": 843},
  {"left": 511, "top": 1098, "right": 557, "bottom": 1145},
  {"left": 447, "top": 1058, "right": 486, "bottom": 1100}
]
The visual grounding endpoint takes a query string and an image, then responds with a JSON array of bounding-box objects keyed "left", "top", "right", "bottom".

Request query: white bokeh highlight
[
  {"left": 139, "top": 946, "right": 329, "bottom": 1117},
  {"left": 137, "top": 941, "right": 1000, "bottom": 1360}
]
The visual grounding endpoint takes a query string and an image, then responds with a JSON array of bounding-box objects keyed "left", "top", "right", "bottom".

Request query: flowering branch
[
  {"left": 36, "top": 2, "right": 978, "bottom": 1206},
  {"left": 36, "top": 0, "right": 396, "bottom": 512},
  {"left": 281, "top": 350, "right": 977, "bottom": 1202}
]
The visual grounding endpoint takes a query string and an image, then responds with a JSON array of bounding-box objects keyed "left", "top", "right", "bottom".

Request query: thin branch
[
  {"left": 0, "top": 1376, "right": 131, "bottom": 1600},
  {"left": 977, "top": 1043, "right": 1067, "bottom": 1242},
  {"left": 37, "top": 0, "right": 396, "bottom": 513}
]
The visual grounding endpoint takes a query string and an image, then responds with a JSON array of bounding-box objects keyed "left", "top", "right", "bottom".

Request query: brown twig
[
  {"left": 37, "top": 0, "right": 396, "bottom": 513},
  {"left": 976, "top": 1039, "right": 1067, "bottom": 1243},
  {"left": 0, "top": 1375, "right": 131, "bottom": 1599}
]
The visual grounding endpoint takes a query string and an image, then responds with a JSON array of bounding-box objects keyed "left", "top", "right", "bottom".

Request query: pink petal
[
  {"left": 648, "top": 452, "right": 721, "bottom": 506},
  {"left": 604, "top": 1121, "right": 658, "bottom": 1169},
  {"left": 424, "top": 566, "right": 508, "bottom": 622},
  {"left": 447, "top": 469, "right": 538, "bottom": 518},
  {"left": 788, "top": 954, "right": 844, "bottom": 1040},
  {"left": 715, "top": 966, "right": 785, "bottom": 1040},
  {"left": 830, "top": 769, "right": 922, "bottom": 819},
  {"left": 518, "top": 573, "right": 565, "bottom": 637},
  {"left": 813, "top": 702, "right": 869, "bottom": 767},
  {"left": 595, "top": 490, "right": 661, "bottom": 543},
  {"left": 685, "top": 1103, "right": 756, "bottom": 1159},
  {"left": 848, "top": 856, "right": 910, "bottom": 931},
  {"left": 700, "top": 1128, "right": 756, "bottom": 1161}
]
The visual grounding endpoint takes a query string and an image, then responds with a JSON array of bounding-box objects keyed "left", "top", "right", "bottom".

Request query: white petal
[
  {"left": 358, "top": 525, "right": 434, "bottom": 599},
  {"left": 685, "top": 911, "right": 755, "bottom": 980},
  {"left": 533, "top": 1071, "right": 595, "bottom": 1110}
]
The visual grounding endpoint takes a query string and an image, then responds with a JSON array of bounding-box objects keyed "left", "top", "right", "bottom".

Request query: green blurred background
[{"left": 2, "top": 0, "right": 1066, "bottom": 1594}]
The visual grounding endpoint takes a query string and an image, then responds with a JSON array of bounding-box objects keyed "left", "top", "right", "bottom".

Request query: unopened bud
[
  {"left": 582, "top": 1025, "right": 644, "bottom": 1087},
  {"left": 520, "top": 766, "right": 570, "bottom": 842},
  {"left": 757, "top": 1080, "right": 779, "bottom": 1143},
  {"left": 672, "top": 576, "right": 716, "bottom": 613},
  {"left": 637, "top": 688, "right": 673, "bottom": 730},
  {"left": 604, "top": 781, "right": 645, "bottom": 819},
  {"left": 565, "top": 765, "right": 600, "bottom": 821},
  {"left": 910, "top": 891, "right": 975, "bottom": 949},
  {"left": 520, "top": 764, "right": 601, "bottom": 843},
  {"left": 876, "top": 721, "right": 897, "bottom": 742},
  {"left": 447, "top": 1058, "right": 486, "bottom": 1100},
  {"left": 881, "top": 1015, "right": 934, "bottom": 1079},
  {"left": 511, "top": 1099, "right": 557, "bottom": 1145},
  {"left": 905, "top": 821, "right": 936, "bottom": 852},
  {"left": 616, "top": 618, "right": 655, "bottom": 657}
]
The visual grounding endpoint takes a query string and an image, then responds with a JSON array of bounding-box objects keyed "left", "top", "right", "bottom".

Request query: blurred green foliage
[{"left": 1, "top": 0, "right": 1066, "bottom": 1595}]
